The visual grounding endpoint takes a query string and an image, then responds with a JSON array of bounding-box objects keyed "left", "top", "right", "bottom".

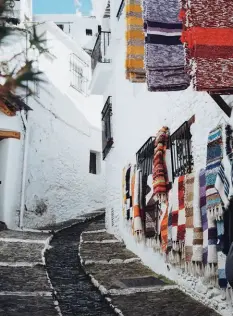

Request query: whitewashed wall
[
  {"left": 99, "top": 1, "right": 233, "bottom": 314},
  {"left": 0, "top": 21, "right": 105, "bottom": 229}
]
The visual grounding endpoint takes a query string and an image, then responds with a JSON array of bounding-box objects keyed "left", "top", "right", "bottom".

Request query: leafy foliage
[{"left": 0, "top": 0, "right": 46, "bottom": 98}]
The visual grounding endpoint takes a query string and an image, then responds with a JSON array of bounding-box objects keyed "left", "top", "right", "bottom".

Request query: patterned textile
[
  {"left": 130, "top": 165, "right": 136, "bottom": 219},
  {"left": 133, "top": 169, "right": 143, "bottom": 237},
  {"left": 125, "top": 0, "right": 146, "bottom": 83},
  {"left": 206, "top": 126, "right": 223, "bottom": 219},
  {"left": 184, "top": 173, "right": 195, "bottom": 263},
  {"left": 172, "top": 176, "right": 186, "bottom": 256},
  {"left": 167, "top": 189, "right": 173, "bottom": 251},
  {"left": 145, "top": 174, "right": 159, "bottom": 238},
  {"left": 142, "top": 0, "right": 190, "bottom": 91},
  {"left": 180, "top": 0, "right": 233, "bottom": 92},
  {"left": 217, "top": 220, "right": 228, "bottom": 289},
  {"left": 125, "top": 165, "right": 133, "bottom": 220},
  {"left": 160, "top": 202, "right": 168, "bottom": 252},
  {"left": 122, "top": 167, "right": 127, "bottom": 218},
  {"left": 152, "top": 127, "right": 170, "bottom": 202},
  {"left": 192, "top": 170, "right": 203, "bottom": 263}
]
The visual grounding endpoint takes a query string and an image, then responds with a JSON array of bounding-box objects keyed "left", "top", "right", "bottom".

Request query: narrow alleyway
[
  {"left": 45, "top": 216, "right": 116, "bottom": 316},
  {"left": 0, "top": 214, "right": 220, "bottom": 316}
]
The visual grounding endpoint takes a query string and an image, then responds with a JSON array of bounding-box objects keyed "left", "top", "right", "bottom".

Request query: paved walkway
[
  {"left": 79, "top": 218, "right": 219, "bottom": 316},
  {"left": 0, "top": 230, "right": 58, "bottom": 315},
  {"left": 0, "top": 214, "right": 220, "bottom": 316}
]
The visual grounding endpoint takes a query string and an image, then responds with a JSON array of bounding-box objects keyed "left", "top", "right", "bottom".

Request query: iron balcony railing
[
  {"left": 102, "top": 96, "right": 113, "bottom": 160},
  {"left": 70, "top": 53, "right": 88, "bottom": 95},
  {"left": 136, "top": 137, "right": 156, "bottom": 177},
  {"left": 170, "top": 121, "right": 193, "bottom": 180},
  {"left": 116, "top": 0, "right": 125, "bottom": 20},
  {"left": 91, "top": 30, "right": 111, "bottom": 72}
]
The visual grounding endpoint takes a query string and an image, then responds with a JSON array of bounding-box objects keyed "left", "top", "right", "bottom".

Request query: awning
[
  {"left": 0, "top": 129, "right": 20, "bottom": 140},
  {"left": 0, "top": 86, "right": 32, "bottom": 116}
]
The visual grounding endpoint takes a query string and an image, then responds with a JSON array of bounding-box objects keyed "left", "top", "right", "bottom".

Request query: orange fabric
[
  {"left": 125, "top": 4, "right": 142, "bottom": 13},
  {"left": 181, "top": 27, "right": 233, "bottom": 49}
]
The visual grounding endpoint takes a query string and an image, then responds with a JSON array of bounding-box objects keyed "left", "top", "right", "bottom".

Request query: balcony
[
  {"left": 91, "top": 30, "right": 111, "bottom": 72},
  {"left": 102, "top": 96, "right": 113, "bottom": 160},
  {"left": 89, "top": 29, "right": 111, "bottom": 95}
]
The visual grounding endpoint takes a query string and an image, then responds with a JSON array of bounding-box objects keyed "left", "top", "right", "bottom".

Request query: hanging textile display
[
  {"left": 144, "top": 174, "right": 159, "bottom": 239},
  {"left": 125, "top": 0, "right": 146, "bottom": 83},
  {"left": 184, "top": 173, "right": 195, "bottom": 265},
  {"left": 180, "top": 0, "right": 233, "bottom": 92},
  {"left": 172, "top": 176, "right": 186, "bottom": 257},
  {"left": 152, "top": 127, "right": 170, "bottom": 203},
  {"left": 217, "top": 220, "right": 228, "bottom": 290},
  {"left": 192, "top": 170, "right": 204, "bottom": 269},
  {"left": 160, "top": 202, "right": 168, "bottom": 252},
  {"left": 206, "top": 126, "right": 223, "bottom": 219},
  {"left": 130, "top": 165, "right": 136, "bottom": 220},
  {"left": 122, "top": 167, "right": 127, "bottom": 219},
  {"left": 125, "top": 165, "right": 132, "bottom": 220},
  {"left": 142, "top": 0, "right": 190, "bottom": 91},
  {"left": 133, "top": 169, "right": 143, "bottom": 239}
]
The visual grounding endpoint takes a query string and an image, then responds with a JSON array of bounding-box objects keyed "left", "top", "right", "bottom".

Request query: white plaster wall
[
  {"left": 99, "top": 4, "right": 233, "bottom": 314},
  {"left": 24, "top": 77, "right": 105, "bottom": 228},
  {"left": 34, "top": 14, "right": 99, "bottom": 50}
]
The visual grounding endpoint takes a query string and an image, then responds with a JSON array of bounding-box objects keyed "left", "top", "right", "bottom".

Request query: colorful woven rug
[
  {"left": 217, "top": 220, "right": 228, "bottom": 289},
  {"left": 206, "top": 126, "right": 223, "bottom": 219},
  {"left": 133, "top": 169, "right": 143, "bottom": 238},
  {"left": 184, "top": 173, "right": 195, "bottom": 264},
  {"left": 152, "top": 127, "right": 170, "bottom": 203},
  {"left": 172, "top": 176, "right": 186, "bottom": 258},
  {"left": 180, "top": 0, "right": 233, "bottom": 92},
  {"left": 192, "top": 170, "right": 203, "bottom": 265},
  {"left": 125, "top": 0, "right": 146, "bottom": 82},
  {"left": 143, "top": 0, "right": 190, "bottom": 91}
]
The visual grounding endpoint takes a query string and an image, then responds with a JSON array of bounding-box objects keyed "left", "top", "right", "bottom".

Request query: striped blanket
[
  {"left": 143, "top": 0, "right": 190, "bottom": 91},
  {"left": 125, "top": 0, "right": 146, "bottom": 82},
  {"left": 180, "top": 0, "right": 233, "bottom": 92}
]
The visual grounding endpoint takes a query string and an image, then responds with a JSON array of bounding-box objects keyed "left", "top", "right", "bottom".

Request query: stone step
[
  {"left": 0, "top": 230, "right": 50, "bottom": 242},
  {"left": 0, "top": 241, "right": 44, "bottom": 263},
  {"left": 82, "top": 231, "right": 119, "bottom": 242},
  {"left": 0, "top": 266, "right": 51, "bottom": 292},
  {"left": 110, "top": 289, "right": 219, "bottom": 316},
  {"left": 80, "top": 242, "right": 138, "bottom": 263},
  {"left": 0, "top": 295, "right": 58, "bottom": 316},
  {"left": 84, "top": 262, "right": 173, "bottom": 291}
]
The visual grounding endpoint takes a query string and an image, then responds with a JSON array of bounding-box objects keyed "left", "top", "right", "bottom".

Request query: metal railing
[
  {"left": 170, "top": 121, "right": 193, "bottom": 179},
  {"left": 116, "top": 0, "right": 125, "bottom": 20},
  {"left": 91, "top": 30, "right": 111, "bottom": 72},
  {"left": 136, "top": 137, "right": 156, "bottom": 177},
  {"left": 102, "top": 96, "right": 113, "bottom": 160}
]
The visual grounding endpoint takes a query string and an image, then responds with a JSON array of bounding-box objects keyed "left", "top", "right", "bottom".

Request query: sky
[{"left": 33, "top": 0, "right": 92, "bottom": 15}]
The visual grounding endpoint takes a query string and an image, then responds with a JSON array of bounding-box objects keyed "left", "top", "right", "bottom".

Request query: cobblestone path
[
  {"left": 79, "top": 217, "right": 219, "bottom": 316},
  {"left": 45, "top": 215, "right": 116, "bottom": 316}
]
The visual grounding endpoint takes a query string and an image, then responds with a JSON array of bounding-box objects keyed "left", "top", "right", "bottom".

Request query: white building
[
  {"left": 90, "top": 0, "right": 233, "bottom": 314},
  {"left": 0, "top": 0, "right": 105, "bottom": 229}
]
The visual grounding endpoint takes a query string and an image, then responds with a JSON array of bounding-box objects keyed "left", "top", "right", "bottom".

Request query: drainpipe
[{"left": 19, "top": 110, "right": 30, "bottom": 229}]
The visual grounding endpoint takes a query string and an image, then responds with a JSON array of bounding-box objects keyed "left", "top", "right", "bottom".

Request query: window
[
  {"left": 136, "top": 137, "right": 155, "bottom": 177},
  {"left": 89, "top": 152, "right": 97, "bottom": 174},
  {"left": 102, "top": 96, "right": 113, "bottom": 160},
  {"left": 86, "top": 29, "right": 93, "bottom": 36},
  {"left": 170, "top": 121, "right": 194, "bottom": 180},
  {"left": 70, "top": 53, "right": 87, "bottom": 94},
  {"left": 57, "top": 24, "right": 64, "bottom": 31}
]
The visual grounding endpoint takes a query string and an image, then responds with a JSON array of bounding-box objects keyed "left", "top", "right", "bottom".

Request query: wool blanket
[
  {"left": 217, "top": 219, "right": 228, "bottom": 289},
  {"left": 152, "top": 127, "right": 170, "bottom": 203},
  {"left": 160, "top": 202, "right": 168, "bottom": 252},
  {"left": 206, "top": 126, "right": 223, "bottom": 219},
  {"left": 172, "top": 176, "right": 186, "bottom": 257},
  {"left": 145, "top": 174, "right": 159, "bottom": 238},
  {"left": 130, "top": 165, "right": 136, "bottom": 220},
  {"left": 125, "top": 0, "right": 146, "bottom": 83},
  {"left": 184, "top": 173, "right": 195, "bottom": 264},
  {"left": 143, "top": 0, "right": 190, "bottom": 91},
  {"left": 133, "top": 169, "right": 143, "bottom": 238},
  {"left": 125, "top": 165, "right": 132, "bottom": 220},
  {"left": 200, "top": 168, "right": 217, "bottom": 283},
  {"left": 122, "top": 167, "right": 127, "bottom": 218},
  {"left": 180, "top": 0, "right": 233, "bottom": 92},
  {"left": 192, "top": 170, "right": 203, "bottom": 265}
]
